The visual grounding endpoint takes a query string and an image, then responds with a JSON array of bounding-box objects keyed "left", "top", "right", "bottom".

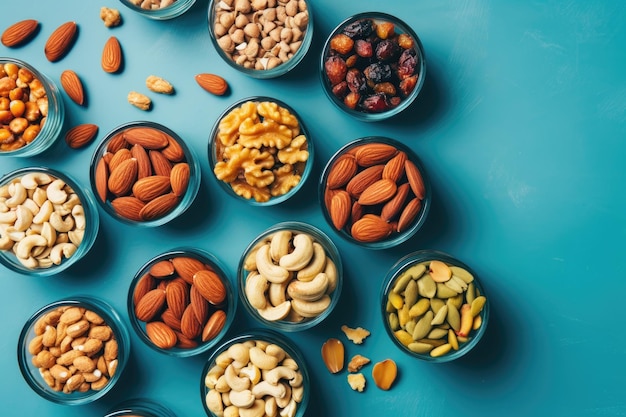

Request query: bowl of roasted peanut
[
  {"left": 0, "top": 58, "right": 65, "bottom": 157},
  {"left": 208, "top": 97, "right": 313, "bottom": 205},
  {"left": 207, "top": 0, "right": 313, "bottom": 78}
]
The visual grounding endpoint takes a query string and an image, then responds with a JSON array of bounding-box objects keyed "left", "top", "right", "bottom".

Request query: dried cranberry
[
  {"left": 399, "top": 75, "right": 418, "bottom": 96},
  {"left": 364, "top": 63, "right": 392, "bottom": 84},
  {"left": 397, "top": 48, "right": 418, "bottom": 80},
  {"left": 342, "top": 19, "right": 374, "bottom": 39},
  {"left": 361, "top": 93, "right": 390, "bottom": 113},
  {"left": 354, "top": 39, "right": 373, "bottom": 58},
  {"left": 325, "top": 55, "right": 348, "bottom": 86},
  {"left": 375, "top": 39, "right": 400, "bottom": 61},
  {"left": 346, "top": 68, "right": 367, "bottom": 94},
  {"left": 332, "top": 81, "right": 349, "bottom": 99}
]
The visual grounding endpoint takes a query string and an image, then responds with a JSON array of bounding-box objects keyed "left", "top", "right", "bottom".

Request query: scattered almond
[
  {"left": 65, "top": 123, "right": 98, "bottom": 149},
  {"left": 195, "top": 73, "right": 229, "bottom": 96},
  {"left": 149, "top": 259, "right": 176, "bottom": 278},
  {"left": 350, "top": 214, "right": 393, "bottom": 243},
  {"left": 329, "top": 190, "right": 351, "bottom": 230},
  {"left": 101, "top": 36, "right": 122, "bottom": 73},
  {"left": 1, "top": 19, "right": 39, "bottom": 47},
  {"left": 60, "top": 70, "right": 85, "bottom": 106},
  {"left": 44, "top": 21, "right": 77, "bottom": 62}
]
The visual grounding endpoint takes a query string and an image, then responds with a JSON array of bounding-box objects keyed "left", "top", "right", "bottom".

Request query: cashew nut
[
  {"left": 20, "top": 172, "right": 52, "bottom": 190},
  {"left": 229, "top": 389, "right": 255, "bottom": 408},
  {"left": 264, "top": 366, "right": 297, "bottom": 386},
  {"left": 33, "top": 200, "right": 53, "bottom": 224},
  {"left": 239, "top": 364, "right": 261, "bottom": 385},
  {"left": 0, "top": 234, "right": 12, "bottom": 250},
  {"left": 215, "top": 375, "right": 231, "bottom": 393},
  {"left": 249, "top": 346, "right": 279, "bottom": 370},
  {"left": 6, "top": 183, "right": 27, "bottom": 207},
  {"left": 223, "top": 405, "right": 239, "bottom": 417},
  {"left": 279, "top": 398, "right": 297, "bottom": 417},
  {"left": 291, "top": 295, "right": 331, "bottom": 318},
  {"left": 296, "top": 242, "right": 326, "bottom": 281},
  {"left": 324, "top": 258, "right": 338, "bottom": 294},
  {"left": 14, "top": 205, "right": 33, "bottom": 232},
  {"left": 268, "top": 281, "right": 287, "bottom": 306},
  {"left": 15, "top": 234, "right": 47, "bottom": 259},
  {"left": 265, "top": 344, "right": 286, "bottom": 362},
  {"left": 49, "top": 212, "right": 74, "bottom": 233},
  {"left": 227, "top": 343, "right": 251, "bottom": 365},
  {"left": 280, "top": 358, "right": 299, "bottom": 371},
  {"left": 258, "top": 300, "right": 291, "bottom": 322},
  {"left": 292, "top": 385, "right": 304, "bottom": 403},
  {"left": 256, "top": 244, "right": 290, "bottom": 283},
  {"left": 278, "top": 233, "right": 313, "bottom": 271},
  {"left": 49, "top": 242, "right": 77, "bottom": 265},
  {"left": 62, "top": 194, "right": 80, "bottom": 213},
  {"left": 275, "top": 383, "right": 291, "bottom": 409},
  {"left": 41, "top": 221, "right": 57, "bottom": 247},
  {"left": 245, "top": 272, "right": 269, "bottom": 309},
  {"left": 265, "top": 397, "right": 278, "bottom": 417},
  {"left": 224, "top": 363, "right": 251, "bottom": 391},
  {"left": 205, "top": 365, "right": 226, "bottom": 389},
  {"left": 286, "top": 272, "right": 328, "bottom": 302},
  {"left": 68, "top": 229, "right": 84, "bottom": 246},
  {"left": 0, "top": 210, "right": 17, "bottom": 224},
  {"left": 215, "top": 350, "right": 235, "bottom": 369},
  {"left": 205, "top": 389, "right": 225, "bottom": 417},
  {"left": 269, "top": 230, "right": 291, "bottom": 262},
  {"left": 20, "top": 198, "right": 40, "bottom": 216},
  {"left": 71, "top": 205, "right": 86, "bottom": 230},
  {"left": 32, "top": 187, "right": 47, "bottom": 207},
  {"left": 46, "top": 179, "right": 68, "bottom": 204},
  {"left": 251, "top": 380, "right": 286, "bottom": 399},
  {"left": 239, "top": 399, "right": 266, "bottom": 417},
  {"left": 38, "top": 257, "right": 54, "bottom": 269},
  {"left": 17, "top": 255, "right": 38, "bottom": 269}
]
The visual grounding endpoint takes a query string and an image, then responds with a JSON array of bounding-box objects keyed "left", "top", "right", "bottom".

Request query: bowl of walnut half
[
  {"left": 208, "top": 96, "right": 313, "bottom": 205},
  {"left": 320, "top": 12, "right": 426, "bottom": 121}
]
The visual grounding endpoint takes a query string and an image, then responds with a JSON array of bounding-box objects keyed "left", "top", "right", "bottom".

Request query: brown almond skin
[
  {"left": 135, "top": 288, "right": 166, "bottom": 322},
  {"left": 327, "top": 154, "right": 358, "bottom": 189},
  {"left": 133, "top": 273, "right": 156, "bottom": 305},
  {"left": 132, "top": 175, "right": 172, "bottom": 202},
  {"left": 405, "top": 160, "right": 426, "bottom": 200},
  {"left": 193, "top": 269, "right": 226, "bottom": 305},
  {"left": 139, "top": 192, "right": 178, "bottom": 221},
  {"left": 108, "top": 158, "right": 138, "bottom": 196},
  {"left": 149, "top": 259, "right": 175, "bottom": 278},
  {"left": 202, "top": 310, "right": 227, "bottom": 342},
  {"left": 170, "top": 163, "right": 190, "bottom": 197},
  {"left": 145, "top": 321, "right": 177, "bottom": 350},
  {"left": 44, "top": 21, "right": 77, "bottom": 62},
  {"left": 180, "top": 304, "right": 203, "bottom": 340},
  {"left": 60, "top": 70, "right": 85, "bottom": 106},
  {"left": 357, "top": 178, "right": 397, "bottom": 206},
  {"left": 65, "top": 123, "right": 98, "bottom": 149},
  {"left": 329, "top": 190, "right": 351, "bottom": 230},
  {"left": 351, "top": 214, "right": 393, "bottom": 242},
  {"left": 111, "top": 196, "right": 145, "bottom": 221},
  {"left": 195, "top": 73, "right": 229, "bottom": 96},
  {"left": 345, "top": 165, "right": 384, "bottom": 198},
  {"left": 2, "top": 19, "right": 40, "bottom": 47},
  {"left": 95, "top": 158, "right": 109, "bottom": 202},
  {"left": 381, "top": 182, "right": 410, "bottom": 221},
  {"left": 101, "top": 36, "right": 122, "bottom": 73},
  {"left": 397, "top": 197, "right": 422, "bottom": 232},
  {"left": 354, "top": 143, "right": 398, "bottom": 167},
  {"left": 166, "top": 280, "right": 189, "bottom": 319},
  {"left": 172, "top": 257, "right": 207, "bottom": 285},
  {"left": 190, "top": 285, "right": 210, "bottom": 324},
  {"left": 161, "top": 136, "right": 185, "bottom": 162},
  {"left": 149, "top": 150, "right": 173, "bottom": 177},
  {"left": 124, "top": 127, "right": 169, "bottom": 149},
  {"left": 131, "top": 144, "right": 153, "bottom": 179}
]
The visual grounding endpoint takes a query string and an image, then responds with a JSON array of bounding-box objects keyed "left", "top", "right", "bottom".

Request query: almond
[
  {"left": 405, "top": 160, "right": 425, "bottom": 200},
  {"left": 124, "top": 127, "right": 169, "bottom": 149},
  {"left": 382, "top": 151, "right": 407, "bottom": 183},
  {"left": 101, "top": 36, "right": 122, "bottom": 73},
  {"left": 94, "top": 158, "right": 109, "bottom": 202},
  {"left": 161, "top": 309, "right": 182, "bottom": 332},
  {"left": 327, "top": 154, "right": 357, "bottom": 189},
  {"left": 324, "top": 188, "right": 340, "bottom": 213},
  {"left": 329, "top": 190, "right": 351, "bottom": 230},
  {"left": 350, "top": 214, "right": 393, "bottom": 242},
  {"left": 149, "top": 259, "right": 175, "bottom": 278},
  {"left": 133, "top": 273, "right": 156, "bottom": 305},
  {"left": 44, "top": 21, "right": 77, "bottom": 62},
  {"left": 397, "top": 197, "right": 421, "bottom": 232},
  {"left": 170, "top": 163, "right": 190, "bottom": 197},
  {"left": 161, "top": 136, "right": 185, "bottom": 162},
  {"left": 132, "top": 175, "right": 172, "bottom": 202},
  {"left": 131, "top": 144, "right": 152, "bottom": 179},
  {"left": 108, "top": 148, "right": 132, "bottom": 173},
  {"left": 149, "top": 150, "right": 173, "bottom": 177},
  {"left": 107, "top": 132, "right": 129, "bottom": 153},
  {"left": 1, "top": 19, "right": 39, "bottom": 47},
  {"left": 358, "top": 178, "right": 397, "bottom": 206},
  {"left": 166, "top": 280, "right": 189, "bottom": 319},
  {"left": 139, "top": 192, "right": 179, "bottom": 221},
  {"left": 108, "top": 158, "right": 138, "bottom": 196},
  {"left": 381, "top": 182, "right": 410, "bottom": 221},
  {"left": 354, "top": 143, "right": 398, "bottom": 167},
  {"left": 193, "top": 269, "right": 226, "bottom": 305},
  {"left": 351, "top": 201, "right": 363, "bottom": 224},
  {"left": 195, "top": 73, "right": 229, "bottom": 96},
  {"left": 175, "top": 331, "right": 199, "bottom": 349},
  {"left": 180, "top": 304, "right": 203, "bottom": 340},
  {"left": 111, "top": 196, "right": 145, "bottom": 221},
  {"left": 345, "top": 165, "right": 384, "bottom": 198},
  {"left": 145, "top": 321, "right": 177, "bottom": 350},
  {"left": 190, "top": 285, "right": 210, "bottom": 325},
  {"left": 202, "top": 310, "right": 227, "bottom": 342},
  {"left": 59, "top": 70, "right": 85, "bottom": 106},
  {"left": 171, "top": 256, "right": 206, "bottom": 285},
  {"left": 134, "top": 288, "right": 166, "bottom": 322},
  {"left": 65, "top": 123, "right": 98, "bottom": 149}
]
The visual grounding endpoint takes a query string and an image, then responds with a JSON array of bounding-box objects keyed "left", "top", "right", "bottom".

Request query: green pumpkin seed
[
  {"left": 417, "top": 274, "right": 437, "bottom": 298},
  {"left": 444, "top": 277, "right": 464, "bottom": 293},
  {"left": 448, "top": 294, "right": 464, "bottom": 310},
  {"left": 405, "top": 263, "right": 427, "bottom": 280},
  {"left": 404, "top": 279, "right": 419, "bottom": 308},
  {"left": 436, "top": 283, "right": 458, "bottom": 299},
  {"left": 450, "top": 266, "right": 473, "bottom": 283},
  {"left": 409, "top": 298, "right": 430, "bottom": 318},
  {"left": 405, "top": 319, "right": 416, "bottom": 335},
  {"left": 408, "top": 342, "right": 434, "bottom": 354},
  {"left": 416, "top": 338, "right": 447, "bottom": 347},
  {"left": 465, "top": 282, "right": 476, "bottom": 304},
  {"left": 427, "top": 328, "right": 448, "bottom": 339},
  {"left": 448, "top": 329, "right": 459, "bottom": 350},
  {"left": 457, "top": 335, "right": 469, "bottom": 343},
  {"left": 430, "top": 298, "right": 445, "bottom": 313},
  {"left": 412, "top": 310, "right": 434, "bottom": 340},
  {"left": 388, "top": 312, "right": 399, "bottom": 331},
  {"left": 430, "top": 305, "right": 448, "bottom": 326},
  {"left": 398, "top": 304, "right": 410, "bottom": 327},
  {"left": 388, "top": 292, "right": 404, "bottom": 309},
  {"left": 450, "top": 275, "right": 468, "bottom": 291},
  {"left": 430, "top": 343, "right": 452, "bottom": 358},
  {"left": 437, "top": 322, "right": 450, "bottom": 330},
  {"left": 446, "top": 300, "right": 461, "bottom": 331},
  {"left": 471, "top": 296, "right": 487, "bottom": 317},
  {"left": 392, "top": 271, "right": 414, "bottom": 293}
]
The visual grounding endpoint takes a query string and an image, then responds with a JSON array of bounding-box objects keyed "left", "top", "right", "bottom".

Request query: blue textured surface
[{"left": 1, "top": 1, "right": 626, "bottom": 416}]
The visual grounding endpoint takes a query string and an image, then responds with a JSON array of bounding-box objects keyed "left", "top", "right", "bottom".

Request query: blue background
[{"left": 1, "top": 0, "right": 626, "bottom": 416}]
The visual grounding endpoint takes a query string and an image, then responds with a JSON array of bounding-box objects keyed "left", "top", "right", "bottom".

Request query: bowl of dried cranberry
[{"left": 320, "top": 12, "right": 426, "bottom": 122}]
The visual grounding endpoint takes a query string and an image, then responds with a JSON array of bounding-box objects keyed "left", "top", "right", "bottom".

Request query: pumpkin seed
[
  {"left": 471, "top": 296, "right": 486, "bottom": 317},
  {"left": 448, "top": 329, "right": 459, "bottom": 350},
  {"left": 451, "top": 275, "right": 468, "bottom": 291},
  {"left": 404, "top": 279, "right": 419, "bottom": 308},
  {"left": 394, "top": 329, "right": 413, "bottom": 347},
  {"left": 388, "top": 292, "right": 404, "bottom": 309},
  {"left": 417, "top": 274, "right": 437, "bottom": 298},
  {"left": 412, "top": 311, "right": 433, "bottom": 340},
  {"left": 398, "top": 304, "right": 410, "bottom": 327},
  {"left": 444, "top": 277, "right": 464, "bottom": 293},
  {"left": 403, "top": 263, "right": 426, "bottom": 280},
  {"left": 388, "top": 312, "right": 399, "bottom": 331},
  {"left": 465, "top": 282, "right": 476, "bottom": 304},
  {"left": 436, "top": 283, "right": 458, "bottom": 298},
  {"left": 430, "top": 343, "right": 452, "bottom": 358},
  {"left": 430, "top": 298, "right": 445, "bottom": 313},
  {"left": 450, "top": 266, "right": 473, "bottom": 283},
  {"left": 430, "top": 305, "right": 448, "bottom": 326},
  {"left": 408, "top": 342, "right": 433, "bottom": 354},
  {"left": 427, "top": 328, "right": 448, "bottom": 339},
  {"left": 417, "top": 338, "right": 447, "bottom": 347},
  {"left": 448, "top": 294, "right": 464, "bottom": 310},
  {"left": 405, "top": 319, "right": 416, "bottom": 335},
  {"left": 392, "top": 270, "right": 414, "bottom": 293},
  {"left": 446, "top": 300, "right": 461, "bottom": 331},
  {"left": 409, "top": 298, "right": 430, "bottom": 318},
  {"left": 472, "top": 315, "right": 482, "bottom": 330}
]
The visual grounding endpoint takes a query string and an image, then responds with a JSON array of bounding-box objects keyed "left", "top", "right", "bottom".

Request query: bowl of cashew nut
[
  {"left": 209, "top": 97, "right": 313, "bottom": 206},
  {"left": 202, "top": 329, "right": 310, "bottom": 417},
  {"left": 0, "top": 167, "right": 99, "bottom": 276},
  {"left": 238, "top": 221, "right": 343, "bottom": 331}
]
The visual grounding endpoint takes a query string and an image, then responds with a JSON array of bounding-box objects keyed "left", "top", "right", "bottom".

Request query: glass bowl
[
  {"left": 319, "top": 12, "right": 426, "bottom": 122},
  {"left": 127, "top": 247, "right": 237, "bottom": 357},
  {"left": 380, "top": 250, "right": 489, "bottom": 362},
  {"left": 89, "top": 120, "right": 201, "bottom": 227},
  {"left": 118, "top": 0, "right": 196, "bottom": 20},
  {"left": 104, "top": 398, "right": 177, "bottom": 417},
  {"left": 319, "top": 136, "right": 431, "bottom": 250},
  {"left": 0, "top": 57, "right": 65, "bottom": 157},
  {"left": 201, "top": 329, "right": 310, "bottom": 417},
  {"left": 0, "top": 166, "right": 100, "bottom": 276},
  {"left": 207, "top": 0, "right": 313, "bottom": 78},
  {"left": 238, "top": 221, "right": 343, "bottom": 332},
  {"left": 17, "top": 296, "right": 130, "bottom": 405},
  {"left": 208, "top": 96, "right": 313, "bottom": 206}
]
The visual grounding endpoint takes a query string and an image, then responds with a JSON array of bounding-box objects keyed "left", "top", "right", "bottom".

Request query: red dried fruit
[
  {"left": 354, "top": 39, "right": 373, "bottom": 58},
  {"left": 399, "top": 75, "right": 418, "bottom": 97},
  {"left": 325, "top": 55, "right": 348, "bottom": 86},
  {"left": 330, "top": 33, "right": 354, "bottom": 55}
]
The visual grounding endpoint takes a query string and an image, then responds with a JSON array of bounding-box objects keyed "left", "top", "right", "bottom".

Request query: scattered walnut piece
[
  {"left": 348, "top": 354, "right": 371, "bottom": 373},
  {"left": 347, "top": 373, "right": 366, "bottom": 392},
  {"left": 100, "top": 7, "right": 122, "bottom": 28},
  {"left": 127, "top": 91, "right": 151, "bottom": 111},
  {"left": 146, "top": 75, "right": 174, "bottom": 94},
  {"left": 341, "top": 325, "right": 370, "bottom": 344}
]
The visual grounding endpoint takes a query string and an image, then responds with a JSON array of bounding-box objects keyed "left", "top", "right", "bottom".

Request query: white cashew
[
  {"left": 21, "top": 198, "right": 40, "bottom": 216},
  {"left": 258, "top": 300, "right": 291, "bottom": 322},
  {"left": 46, "top": 179, "right": 68, "bottom": 204},
  {"left": 292, "top": 385, "right": 304, "bottom": 403},
  {"left": 56, "top": 232, "right": 69, "bottom": 244},
  {"left": 41, "top": 222, "right": 57, "bottom": 247},
  {"left": 0, "top": 198, "right": 7, "bottom": 212},
  {"left": 256, "top": 244, "right": 290, "bottom": 283},
  {"left": 280, "top": 358, "right": 299, "bottom": 371},
  {"left": 265, "top": 344, "right": 286, "bottom": 362},
  {"left": 245, "top": 272, "right": 269, "bottom": 309},
  {"left": 17, "top": 255, "right": 38, "bottom": 269},
  {"left": 0, "top": 235, "right": 12, "bottom": 250},
  {"left": 227, "top": 343, "right": 251, "bottom": 365},
  {"left": 62, "top": 194, "right": 81, "bottom": 213},
  {"left": 215, "top": 350, "right": 235, "bottom": 369},
  {"left": 264, "top": 366, "right": 296, "bottom": 386},
  {"left": 265, "top": 397, "right": 278, "bottom": 417},
  {"left": 32, "top": 187, "right": 47, "bottom": 207},
  {"left": 0, "top": 210, "right": 17, "bottom": 224},
  {"left": 249, "top": 346, "right": 279, "bottom": 370},
  {"left": 49, "top": 242, "right": 77, "bottom": 265},
  {"left": 287, "top": 272, "right": 328, "bottom": 302},
  {"left": 15, "top": 234, "right": 47, "bottom": 259},
  {"left": 52, "top": 203, "right": 71, "bottom": 217},
  {"left": 20, "top": 173, "right": 52, "bottom": 190},
  {"left": 0, "top": 184, "right": 9, "bottom": 198},
  {"left": 14, "top": 205, "right": 33, "bottom": 232},
  {"left": 296, "top": 242, "right": 326, "bottom": 281},
  {"left": 223, "top": 405, "right": 239, "bottom": 417},
  {"left": 30, "top": 244, "right": 47, "bottom": 258},
  {"left": 205, "top": 365, "right": 226, "bottom": 389},
  {"left": 239, "top": 364, "right": 261, "bottom": 385},
  {"left": 291, "top": 295, "right": 331, "bottom": 318},
  {"left": 26, "top": 223, "right": 42, "bottom": 234},
  {"left": 6, "top": 228, "right": 25, "bottom": 242},
  {"left": 34, "top": 246, "right": 51, "bottom": 260},
  {"left": 251, "top": 380, "right": 286, "bottom": 399},
  {"left": 275, "top": 383, "right": 291, "bottom": 409},
  {"left": 215, "top": 375, "right": 231, "bottom": 393},
  {"left": 243, "top": 240, "right": 267, "bottom": 271},
  {"left": 68, "top": 229, "right": 84, "bottom": 246},
  {"left": 228, "top": 389, "right": 255, "bottom": 408},
  {"left": 239, "top": 399, "right": 266, "bottom": 417},
  {"left": 49, "top": 212, "right": 74, "bottom": 233},
  {"left": 324, "top": 258, "right": 338, "bottom": 294},
  {"left": 38, "top": 257, "right": 54, "bottom": 269},
  {"left": 268, "top": 281, "right": 287, "bottom": 307},
  {"left": 278, "top": 233, "right": 313, "bottom": 271},
  {"left": 205, "top": 389, "right": 224, "bottom": 417},
  {"left": 224, "top": 364, "right": 251, "bottom": 392},
  {"left": 6, "top": 183, "right": 27, "bottom": 207},
  {"left": 269, "top": 230, "right": 291, "bottom": 262},
  {"left": 71, "top": 205, "right": 86, "bottom": 230},
  {"left": 33, "top": 200, "right": 53, "bottom": 224},
  {"left": 279, "top": 398, "right": 297, "bottom": 417}
]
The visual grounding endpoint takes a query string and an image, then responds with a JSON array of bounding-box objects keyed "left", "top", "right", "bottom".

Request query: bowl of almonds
[
  {"left": 0, "top": 57, "right": 65, "bottom": 157},
  {"left": 381, "top": 250, "right": 489, "bottom": 362},
  {"left": 319, "top": 136, "right": 431, "bottom": 249},
  {"left": 127, "top": 247, "right": 237, "bottom": 357},
  {"left": 207, "top": 0, "right": 313, "bottom": 78},
  {"left": 0, "top": 166, "right": 100, "bottom": 276},
  {"left": 90, "top": 121, "right": 200, "bottom": 227},
  {"left": 17, "top": 296, "right": 130, "bottom": 405}
]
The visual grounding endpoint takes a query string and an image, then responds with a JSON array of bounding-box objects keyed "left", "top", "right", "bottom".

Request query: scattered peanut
[
  {"left": 127, "top": 91, "right": 151, "bottom": 111},
  {"left": 100, "top": 7, "right": 122, "bottom": 27},
  {"left": 145, "top": 75, "right": 174, "bottom": 95}
]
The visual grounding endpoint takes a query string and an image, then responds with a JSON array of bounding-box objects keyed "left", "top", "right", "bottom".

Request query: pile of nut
[
  {"left": 132, "top": 254, "right": 229, "bottom": 350},
  {"left": 0, "top": 62, "right": 48, "bottom": 152},
  {"left": 323, "top": 17, "right": 421, "bottom": 113},
  {"left": 323, "top": 141, "right": 427, "bottom": 243},
  {"left": 27, "top": 305, "right": 119, "bottom": 394},
  {"left": 242, "top": 229, "right": 338, "bottom": 323},
  {"left": 127, "top": 0, "right": 177, "bottom": 10},
  {"left": 212, "top": 0, "right": 309, "bottom": 70},
  {"left": 0, "top": 172, "right": 87, "bottom": 269},
  {"left": 213, "top": 100, "right": 309, "bottom": 203},
  {"left": 94, "top": 125, "right": 191, "bottom": 222},
  {"left": 386, "top": 259, "right": 487, "bottom": 357},
  {"left": 204, "top": 339, "right": 305, "bottom": 417}
]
